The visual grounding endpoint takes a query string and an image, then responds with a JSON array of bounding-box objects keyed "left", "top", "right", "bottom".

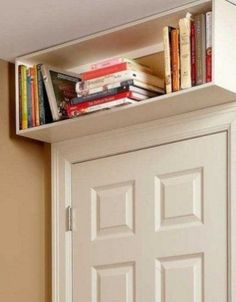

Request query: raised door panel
[{"left": 72, "top": 132, "right": 227, "bottom": 302}]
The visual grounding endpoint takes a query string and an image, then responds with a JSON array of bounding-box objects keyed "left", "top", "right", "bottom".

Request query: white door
[{"left": 72, "top": 132, "right": 227, "bottom": 302}]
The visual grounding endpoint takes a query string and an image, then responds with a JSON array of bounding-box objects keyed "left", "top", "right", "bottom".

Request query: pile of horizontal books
[
  {"left": 66, "top": 57, "right": 165, "bottom": 117},
  {"left": 163, "top": 11, "right": 212, "bottom": 93}
]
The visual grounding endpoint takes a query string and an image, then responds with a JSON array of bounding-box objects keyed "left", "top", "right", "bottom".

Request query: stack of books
[
  {"left": 66, "top": 57, "right": 165, "bottom": 117},
  {"left": 163, "top": 11, "right": 212, "bottom": 93}
]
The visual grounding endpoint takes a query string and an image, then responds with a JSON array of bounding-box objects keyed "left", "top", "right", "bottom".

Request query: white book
[
  {"left": 76, "top": 79, "right": 164, "bottom": 96},
  {"left": 163, "top": 26, "right": 172, "bottom": 94},
  {"left": 179, "top": 13, "right": 192, "bottom": 89},
  {"left": 206, "top": 11, "right": 212, "bottom": 82},
  {"left": 76, "top": 70, "right": 164, "bottom": 93}
]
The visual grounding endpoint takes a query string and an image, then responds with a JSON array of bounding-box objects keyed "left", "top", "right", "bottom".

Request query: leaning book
[{"left": 41, "top": 65, "right": 81, "bottom": 121}]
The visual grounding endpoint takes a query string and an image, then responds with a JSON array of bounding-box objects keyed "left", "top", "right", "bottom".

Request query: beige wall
[{"left": 0, "top": 60, "right": 51, "bottom": 302}]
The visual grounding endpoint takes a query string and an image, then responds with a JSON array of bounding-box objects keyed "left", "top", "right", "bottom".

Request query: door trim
[{"left": 52, "top": 101, "right": 236, "bottom": 302}]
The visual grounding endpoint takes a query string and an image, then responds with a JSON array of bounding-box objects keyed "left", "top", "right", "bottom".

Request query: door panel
[{"left": 72, "top": 132, "right": 227, "bottom": 302}]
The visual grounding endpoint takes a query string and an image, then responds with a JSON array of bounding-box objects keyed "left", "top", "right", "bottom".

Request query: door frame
[{"left": 51, "top": 101, "right": 236, "bottom": 302}]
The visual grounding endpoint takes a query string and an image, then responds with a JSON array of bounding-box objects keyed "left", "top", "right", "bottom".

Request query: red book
[
  {"left": 206, "top": 12, "right": 212, "bottom": 82},
  {"left": 67, "top": 91, "right": 136, "bottom": 116},
  {"left": 191, "top": 21, "right": 196, "bottom": 86},
  {"left": 81, "top": 62, "right": 152, "bottom": 80}
]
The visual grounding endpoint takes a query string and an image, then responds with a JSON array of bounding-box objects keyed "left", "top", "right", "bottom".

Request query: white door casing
[
  {"left": 51, "top": 102, "right": 236, "bottom": 302},
  {"left": 72, "top": 132, "right": 227, "bottom": 302}
]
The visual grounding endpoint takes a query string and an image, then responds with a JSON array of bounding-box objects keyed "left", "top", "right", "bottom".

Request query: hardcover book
[
  {"left": 76, "top": 70, "right": 164, "bottom": 95},
  {"left": 67, "top": 98, "right": 137, "bottom": 117},
  {"left": 41, "top": 65, "right": 81, "bottom": 121},
  {"left": 171, "top": 28, "right": 180, "bottom": 92},
  {"left": 179, "top": 13, "right": 192, "bottom": 90},
  {"left": 19, "top": 65, "right": 28, "bottom": 129},
  {"left": 163, "top": 26, "right": 173, "bottom": 94},
  {"left": 191, "top": 21, "right": 197, "bottom": 86},
  {"left": 81, "top": 61, "right": 153, "bottom": 80},
  {"left": 195, "top": 13, "right": 206, "bottom": 85},
  {"left": 206, "top": 11, "right": 212, "bottom": 83}
]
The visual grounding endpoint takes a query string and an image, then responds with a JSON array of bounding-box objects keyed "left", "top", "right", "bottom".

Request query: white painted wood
[
  {"left": 71, "top": 132, "right": 227, "bottom": 302},
  {"left": 16, "top": 84, "right": 236, "bottom": 143},
  {"left": 52, "top": 103, "right": 236, "bottom": 302},
  {"left": 214, "top": 0, "right": 236, "bottom": 93},
  {"left": 15, "top": 0, "right": 236, "bottom": 143},
  {"left": 16, "top": 0, "right": 210, "bottom": 68}
]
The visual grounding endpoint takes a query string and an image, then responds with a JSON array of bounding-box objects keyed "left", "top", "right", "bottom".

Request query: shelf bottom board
[{"left": 17, "top": 83, "right": 236, "bottom": 143}]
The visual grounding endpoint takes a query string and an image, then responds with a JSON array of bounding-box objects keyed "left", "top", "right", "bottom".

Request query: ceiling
[{"left": 0, "top": 0, "right": 192, "bottom": 62}]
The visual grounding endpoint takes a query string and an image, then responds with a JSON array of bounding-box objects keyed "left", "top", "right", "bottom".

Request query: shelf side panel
[{"left": 214, "top": 0, "right": 236, "bottom": 94}]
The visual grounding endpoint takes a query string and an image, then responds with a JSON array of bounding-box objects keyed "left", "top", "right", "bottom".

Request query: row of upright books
[
  {"left": 18, "top": 59, "right": 165, "bottom": 129},
  {"left": 163, "top": 11, "right": 212, "bottom": 93}
]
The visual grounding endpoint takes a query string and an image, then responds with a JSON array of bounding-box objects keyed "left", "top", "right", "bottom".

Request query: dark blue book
[
  {"left": 70, "top": 85, "right": 128, "bottom": 105},
  {"left": 37, "top": 64, "right": 52, "bottom": 124}
]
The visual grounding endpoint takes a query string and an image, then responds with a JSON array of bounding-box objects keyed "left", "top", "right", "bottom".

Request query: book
[
  {"left": 19, "top": 65, "right": 28, "bottom": 129},
  {"left": 191, "top": 21, "right": 197, "bottom": 86},
  {"left": 90, "top": 57, "right": 151, "bottom": 72},
  {"left": 34, "top": 65, "right": 40, "bottom": 126},
  {"left": 81, "top": 61, "right": 153, "bottom": 80},
  {"left": 179, "top": 13, "right": 192, "bottom": 89},
  {"left": 67, "top": 98, "right": 137, "bottom": 117},
  {"left": 30, "top": 67, "right": 36, "bottom": 127},
  {"left": 171, "top": 28, "right": 180, "bottom": 92},
  {"left": 76, "top": 79, "right": 164, "bottom": 96},
  {"left": 76, "top": 70, "right": 164, "bottom": 94},
  {"left": 18, "top": 66, "right": 22, "bottom": 130},
  {"left": 71, "top": 90, "right": 148, "bottom": 106},
  {"left": 41, "top": 65, "right": 81, "bottom": 121},
  {"left": 72, "top": 84, "right": 158, "bottom": 105},
  {"left": 206, "top": 11, "right": 212, "bottom": 83},
  {"left": 37, "top": 64, "right": 53, "bottom": 125},
  {"left": 195, "top": 14, "right": 206, "bottom": 85},
  {"left": 27, "top": 68, "right": 33, "bottom": 128},
  {"left": 163, "top": 26, "right": 173, "bottom": 94}
]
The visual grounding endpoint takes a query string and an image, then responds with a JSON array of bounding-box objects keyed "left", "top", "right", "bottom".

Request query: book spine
[
  {"left": 37, "top": 65, "right": 46, "bottom": 125},
  {"left": 191, "top": 21, "right": 196, "bottom": 86},
  {"left": 195, "top": 14, "right": 206, "bottom": 85},
  {"left": 30, "top": 68, "right": 36, "bottom": 127},
  {"left": 67, "top": 98, "right": 135, "bottom": 117},
  {"left": 34, "top": 65, "right": 40, "bottom": 126},
  {"left": 206, "top": 11, "right": 212, "bottom": 83},
  {"left": 171, "top": 28, "right": 180, "bottom": 92},
  {"left": 72, "top": 85, "right": 129, "bottom": 105},
  {"left": 81, "top": 62, "right": 128, "bottom": 80},
  {"left": 27, "top": 68, "right": 32, "bottom": 128},
  {"left": 91, "top": 57, "right": 126, "bottom": 70},
  {"left": 77, "top": 70, "right": 164, "bottom": 93},
  {"left": 71, "top": 91, "right": 132, "bottom": 111},
  {"left": 179, "top": 14, "right": 192, "bottom": 89},
  {"left": 163, "top": 26, "right": 172, "bottom": 94},
  {"left": 18, "top": 66, "right": 22, "bottom": 130},
  {"left": 82, "top": 62, "right": 152, "bottom": 80},
  {"left": 90, "top": 57, "right": 152, "bottom": 72},
  {"left": 21, "top": 65, "right": 28, "bottom": 129}
]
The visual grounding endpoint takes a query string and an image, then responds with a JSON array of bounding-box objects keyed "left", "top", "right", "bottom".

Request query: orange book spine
[{"left": 171, "top": 28, "right": 180, "bottom": 92}]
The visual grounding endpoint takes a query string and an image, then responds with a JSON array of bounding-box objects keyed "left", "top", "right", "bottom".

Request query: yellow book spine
[{"left": 21, "top": 65, "right": 28, "bottom": 129}]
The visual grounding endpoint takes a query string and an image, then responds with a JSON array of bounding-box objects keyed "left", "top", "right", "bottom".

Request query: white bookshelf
[{"left": 15, "top": 0, "right": 236, "bottom": 143}]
